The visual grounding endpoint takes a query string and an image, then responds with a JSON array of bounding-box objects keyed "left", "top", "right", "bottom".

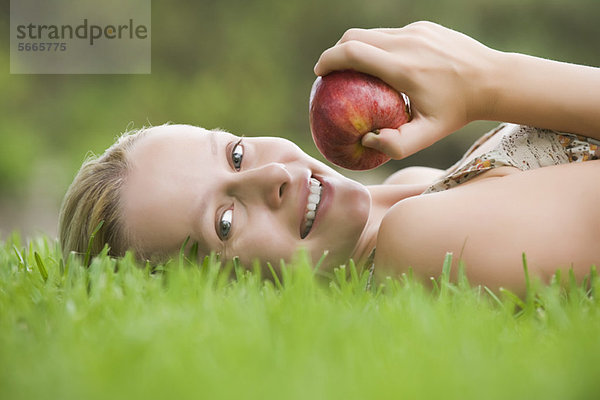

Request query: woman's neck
[{"left": 351, "top": 183, "right": 429, "bottom": 267}]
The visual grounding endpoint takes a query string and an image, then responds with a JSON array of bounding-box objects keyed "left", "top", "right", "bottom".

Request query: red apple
[{"left": 309, "top": 70, "right": 410, "bottom": 170}]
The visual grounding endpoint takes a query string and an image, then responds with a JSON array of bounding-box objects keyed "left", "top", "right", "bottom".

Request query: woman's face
[{"left": 122, "top": 124, "right": 371, "bottom": 268}]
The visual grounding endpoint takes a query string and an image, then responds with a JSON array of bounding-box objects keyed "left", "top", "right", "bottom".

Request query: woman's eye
[
  {"left": 231, "top": 140, "right": 243, "bottom": 171},
  {"left": 219, "top": 209, "right": 233, "bottom": 239}
]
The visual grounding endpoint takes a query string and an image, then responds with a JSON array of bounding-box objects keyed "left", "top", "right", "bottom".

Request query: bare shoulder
[
  {"left": 375, "top": 161, "right": 600, "bottom": 292},
  {"left": 383, "top": 166, "right": 446, "bottom": 185}
]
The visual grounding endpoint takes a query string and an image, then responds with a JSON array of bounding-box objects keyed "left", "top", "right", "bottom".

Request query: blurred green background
[{"left": 1, "top": 0, "right": 599, "bottom": 239}]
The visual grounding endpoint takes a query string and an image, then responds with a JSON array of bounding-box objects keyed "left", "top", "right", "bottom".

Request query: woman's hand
[
  {"left": 315, "top": 21, "right": 600, "bottom": 152},
  {"left": 314, "top": 21, "right": 501, "bottom": 159}
]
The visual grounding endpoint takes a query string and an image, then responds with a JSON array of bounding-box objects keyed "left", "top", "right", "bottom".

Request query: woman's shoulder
[
  {"left": 373, "top": 194, "right": 443, "bottom": 279},
  {"left": 382, "top": 166, "right": 446, "bottom": 186},
  {"left": 374, "top": 187, "right": 478, "bottom": 279},
  {"left": 374, "top": 159, "right": 600, "bottom": 286}
]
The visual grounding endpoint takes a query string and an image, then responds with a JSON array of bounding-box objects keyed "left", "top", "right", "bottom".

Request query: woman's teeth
[{"left": 302, "top": 178, "right": 322, "bottom": 238}]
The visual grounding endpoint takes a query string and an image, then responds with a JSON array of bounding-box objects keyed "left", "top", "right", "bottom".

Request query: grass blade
[
  {"left": 588, "top": 265, "right": 598, "bottom": 300},
  {"left": 34, "top": 251, "right": 48, "bottom": 282},
  {"left": 267, "top": 262, "right": 282, "bottom": 290},
  {"left": 484, "top": 286, "right": 503, "bottom": 308},
  {"left": 13, "top": 244, "right": 26, "bottom": 270},
  {"left": 233, "top": 256, "right": 244, "bottom": 281},
  {"left": 178, "top": 235, "right": 191, "bottom": 267},
  {"left": 349, "top": 259, "right": 359, "bottom": 286},
  {"left": 334, "top": 265, "right": 348, "bottom": 291},
  {"left": 440, "top": 252, "right": 453, "bottom": 299},
  {"left": 313, "top": 250, "right": 329, "bottom": 276},
  {"left": 500, "top": 287, "right": 526, "bottom": 310},
  {"left": 430, "top": 276, "right": 439, "bottom": 296},
  {"left": 84, "top": 220, "right": 104, "bottom": 267},
  {"left": 522, "top": 252, "right": 534, "bottom": 310},
  {"left": 188, "top": 241, "right": 199, "bottom": 263},
  {"left": 457, "top": 260, "right": 470, "bottom": 291},
  {"left": 441, "top": 252, "right": 453, "bottom": 281}
]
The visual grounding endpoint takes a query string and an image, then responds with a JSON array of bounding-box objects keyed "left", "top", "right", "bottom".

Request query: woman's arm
[
  {"left": 485, "top": 52, "right": 600, "bottom": 139},
  {"left": 374, "top": 161, "right": 600, "bottom": 294},
  {"left": 314, "top": 21, "right": 600, "bottom": 159}
]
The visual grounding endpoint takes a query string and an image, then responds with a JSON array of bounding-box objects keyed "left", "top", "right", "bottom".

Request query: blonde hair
[{"left": 58, "top": 127, "right": 152, "bottom": 262}]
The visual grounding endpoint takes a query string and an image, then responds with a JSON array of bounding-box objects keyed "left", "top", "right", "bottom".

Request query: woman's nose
[{"left": 230, "top": 162, "right": 291, "bottom": 209}]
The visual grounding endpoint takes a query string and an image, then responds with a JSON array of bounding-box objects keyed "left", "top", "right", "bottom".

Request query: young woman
[{"left": 59, "top": 22, "right": 600, "bottom": 293}]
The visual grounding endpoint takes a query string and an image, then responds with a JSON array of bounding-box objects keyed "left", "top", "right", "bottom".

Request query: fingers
[
  {"left": 315, "top": 40, "right": 383, "bottom": 76},
  {"left": 314, "top": 40, "right": 411, "bottom": 94},
  {"left": 334, "top": 28, "right": 398, "bottom": 48},
  {"left": 315, "top": 30, "right": 401, "bottom": 77},
  {"left": 361, "top": 119, "right": 446, "bottom": 160},
  {"left": 314, "top": 23, "right": 440, "bottom": 77}
]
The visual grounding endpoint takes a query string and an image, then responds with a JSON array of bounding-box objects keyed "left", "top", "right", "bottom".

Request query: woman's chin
[{"left": 311, "top": 178, "right": 371, "bottom": 269}]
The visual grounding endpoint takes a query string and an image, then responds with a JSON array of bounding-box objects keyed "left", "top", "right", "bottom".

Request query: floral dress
[{"left": 423, "top": 123, "right": 600, "bottom": 194}]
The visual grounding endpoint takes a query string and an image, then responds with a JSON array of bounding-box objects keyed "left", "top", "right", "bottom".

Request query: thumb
[{"left": 361, "top": 119, "right": 445, "bottom": 160}]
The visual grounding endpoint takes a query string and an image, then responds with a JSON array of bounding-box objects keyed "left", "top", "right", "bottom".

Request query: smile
[{"left": 301, "top": 177, "right": 322, "bottom": 239}]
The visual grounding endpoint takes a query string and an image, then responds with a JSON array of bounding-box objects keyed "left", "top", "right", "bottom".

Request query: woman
[{"left": 59, "top": 22, "right": 600, "bottom": 292}]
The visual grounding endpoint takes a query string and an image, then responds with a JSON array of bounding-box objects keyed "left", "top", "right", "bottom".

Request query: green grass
[{"left": 1, "top": 234, "right": 599, "bottom": 400}]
